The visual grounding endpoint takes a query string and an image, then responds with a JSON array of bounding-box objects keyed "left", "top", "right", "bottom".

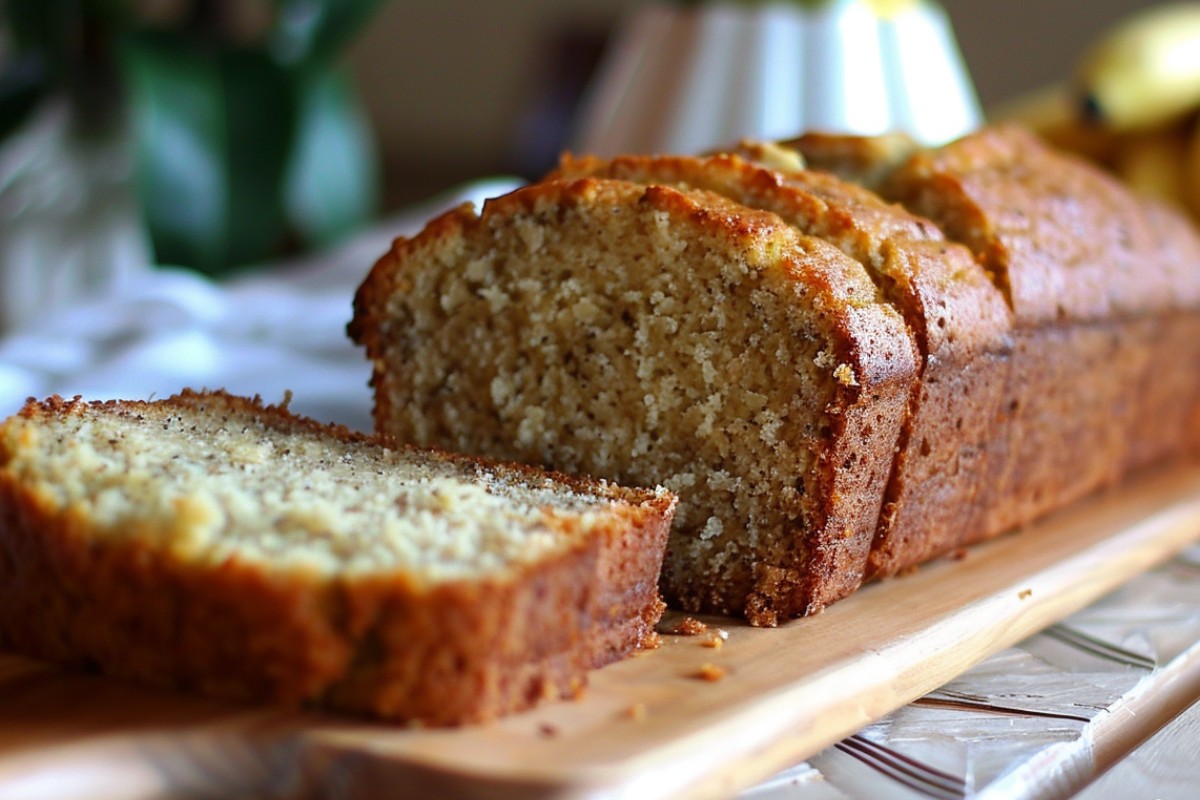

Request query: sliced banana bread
[
  {"left": 351, "top": 126, "right": 1200, "bottom": 626},
  {"left": 0, "top": 390, "right": 676, "bottom": 725}
]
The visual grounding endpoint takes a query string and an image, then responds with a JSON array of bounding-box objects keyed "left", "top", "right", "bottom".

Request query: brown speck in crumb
[
  {"left": 663, "top": 616, "right": 708, "bottom": 636},
  {"left": 1018, "top": 589, "right": 1032, "bottom": 600},
  {"left": 693, "top": 663, "right": 727, "bottom": 681},
  {"left": 626, "top": 702, "right": 647, "bottom": 721},
  {"left": 538, "top": 723, "right": 559, "bottom": 738}
]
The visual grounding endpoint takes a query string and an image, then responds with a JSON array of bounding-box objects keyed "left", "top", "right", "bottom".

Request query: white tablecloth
[{"left": 0, "top": 178, "right": 522, "bottom": 433}]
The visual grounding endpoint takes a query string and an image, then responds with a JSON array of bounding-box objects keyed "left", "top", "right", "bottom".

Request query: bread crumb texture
[{"left": 0, "top": 393, "right": 640, "bottom": 582}]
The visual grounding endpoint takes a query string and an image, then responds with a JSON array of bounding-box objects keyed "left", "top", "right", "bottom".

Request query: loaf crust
[
  {"left": 0, "top": 392, "right": 675, "bottom": 725},
  {"left": 882, "top": 126, "right": 1200, "bottom": 541},
  {"left": 742, "top": 126, "right": 1200, "bottom": 569}
]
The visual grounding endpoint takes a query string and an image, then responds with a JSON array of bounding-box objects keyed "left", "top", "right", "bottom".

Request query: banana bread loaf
[
  {"left": 350, "top": 125, "right": 1200, "bottom": 625},
  {"left": 0, "top": 391, "right": 676, "bottom": 724}
]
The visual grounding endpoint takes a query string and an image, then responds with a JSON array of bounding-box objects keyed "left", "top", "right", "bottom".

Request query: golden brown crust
[
  {"left": 886, "top": 124, "right": 1197, "bottom": 322},
  {"left": 0, "top": 392, "right": 675, "bottom": 725},
  {"left": 882, "top": 126, "right": 1200, "bottom": 548},
  {"left": 736, "top": 127, "right": 1200, "bottom": 572}
]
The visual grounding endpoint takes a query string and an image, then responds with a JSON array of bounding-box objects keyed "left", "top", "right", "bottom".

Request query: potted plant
[{"left": 0, "top": 0, "right": 382, "bottom": 329}]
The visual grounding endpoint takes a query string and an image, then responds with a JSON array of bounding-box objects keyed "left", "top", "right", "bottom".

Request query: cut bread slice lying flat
[{"left": 0, "top": 390, "right": 676, "bottom": 725}]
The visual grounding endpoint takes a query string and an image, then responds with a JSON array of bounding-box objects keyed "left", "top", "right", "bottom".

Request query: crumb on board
[
  {"left": 701, "top": 628, "right": 730, "bottom": 649},
  {"left": 693, "top": 663, "right": 727, "bottom": 682},
  {"left": 662, "top": 616, "right": 709, "bottom": 636},
  {"left": 951, "top": 548, "right": 969, "bottom": 561},
  {"left": 538, "top": 723, "right": 559, "bottom": 738},
  {"left": 1018, "top": 588, "right": 1032, "bottom": 600},
  {"left": 626, "top": 702, "right": 647, "bottom": 721}
]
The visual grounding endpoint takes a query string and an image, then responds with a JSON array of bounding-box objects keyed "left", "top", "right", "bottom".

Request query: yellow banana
[{"left": 1073, "top": 3, "right": 1200, "bottom": 132}]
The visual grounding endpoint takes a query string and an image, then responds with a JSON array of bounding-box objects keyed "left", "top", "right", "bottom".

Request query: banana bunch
[{"left": 990, "top": 3, "right": 1200, "bottom": 224}]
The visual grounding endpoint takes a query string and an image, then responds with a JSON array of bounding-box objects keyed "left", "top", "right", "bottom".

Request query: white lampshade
[{"left": 571, "top": 0, "right": 982, "bottom": 157}]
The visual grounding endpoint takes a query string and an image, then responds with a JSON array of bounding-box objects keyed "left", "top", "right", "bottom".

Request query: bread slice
[
  {"left": 0, "top": 390, "right": 676, "bottom": 725},
  {"left": 351, "top": 177, "right": 919, "bottom": 625}
]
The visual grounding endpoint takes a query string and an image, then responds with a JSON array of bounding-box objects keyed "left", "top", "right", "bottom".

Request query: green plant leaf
[
  {"left": 120, "top": 35, "right": 226, "bottom": 272},
  {"left": 284, "top": 67, "right": 378, "bottom": 247},
  {"left": 220, "top": 47, "right": 297, "bottom": 266},
  {"left": 271, "top": 0, "right": 388, "bottom": 66},
  {"left": 119, "top": 33, "right": 298, "bottom": 274}
]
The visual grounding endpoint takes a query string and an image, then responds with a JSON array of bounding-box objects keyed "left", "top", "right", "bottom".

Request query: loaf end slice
[{"left": 0, "top": 391, "right": 676, "bottom": 725}]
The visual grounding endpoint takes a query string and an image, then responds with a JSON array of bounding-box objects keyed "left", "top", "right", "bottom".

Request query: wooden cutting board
[{"left": 4, "top": 462, "right": 1200, "bottom": 800}]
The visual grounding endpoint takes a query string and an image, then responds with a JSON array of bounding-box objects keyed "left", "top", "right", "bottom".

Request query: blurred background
[
  {"left": 0, "top": 0, "right": 1181, "bottom": 334},
  {"left": 348, "top": 0, "right": 1164, "bottom": 207}
]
